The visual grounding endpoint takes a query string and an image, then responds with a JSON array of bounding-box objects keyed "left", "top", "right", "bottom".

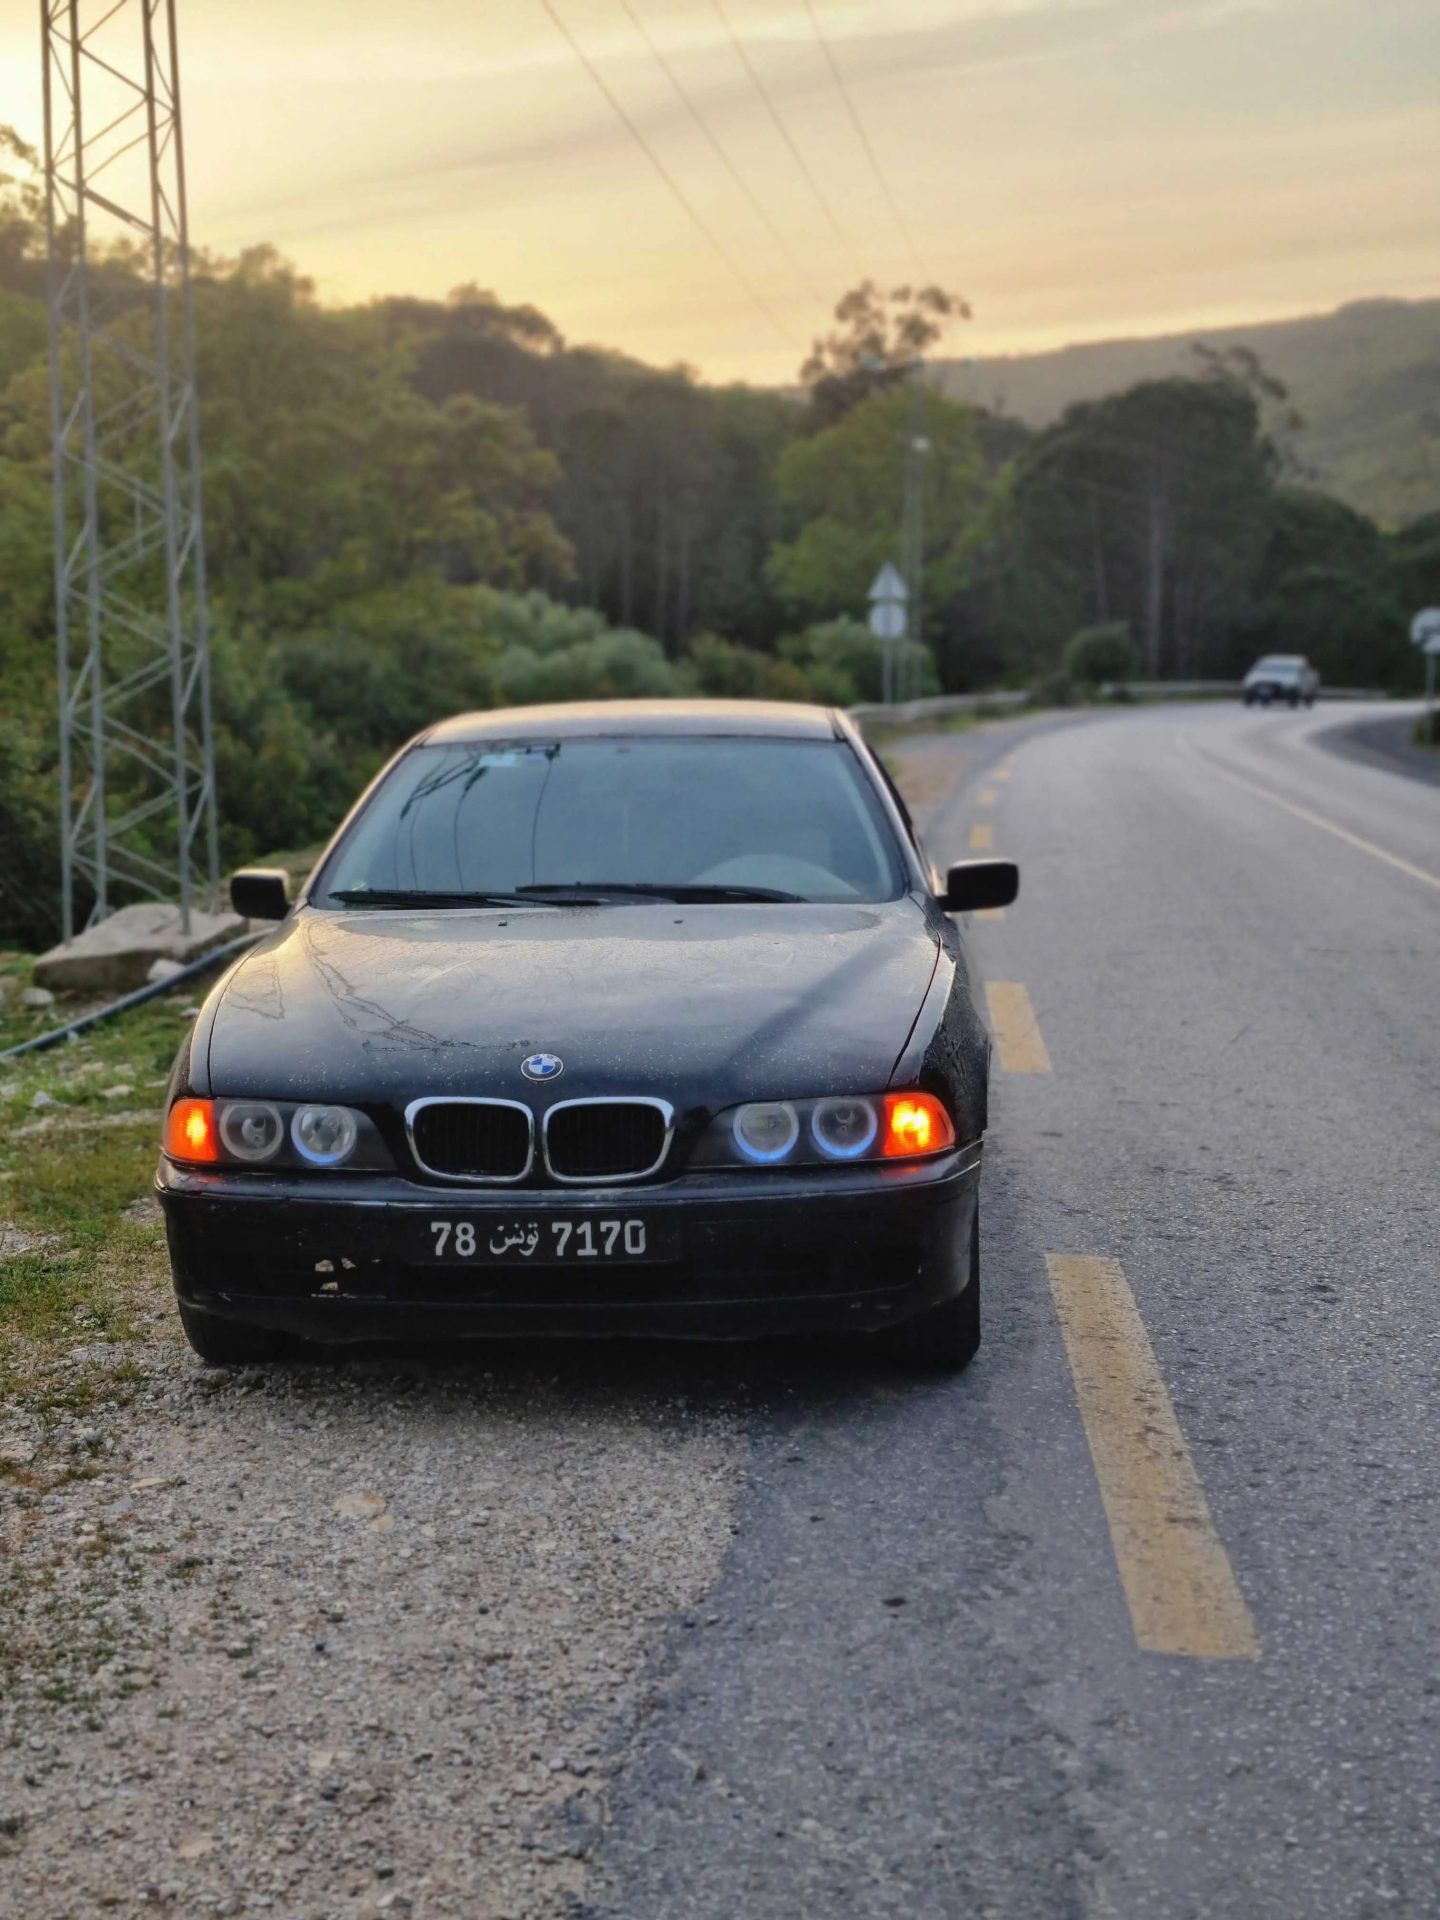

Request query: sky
[{"left": 8, "top": 0, "right": 1439, "bottom": 383}]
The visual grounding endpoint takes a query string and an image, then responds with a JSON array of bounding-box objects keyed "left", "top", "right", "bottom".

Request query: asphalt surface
[{"left": 579, "top": 700, "right": 1440, "bottom": 1920}]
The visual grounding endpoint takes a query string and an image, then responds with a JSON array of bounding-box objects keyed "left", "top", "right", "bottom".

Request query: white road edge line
[{"left": 1180, "top": 733, "right": 1440, "bottom": 896}]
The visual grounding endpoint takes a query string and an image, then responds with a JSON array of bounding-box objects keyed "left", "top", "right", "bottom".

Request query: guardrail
[
  {"left": 848, "top": 690, "right": 1031, "bottom": 727},
  {"left": 1097, "top": 681, "right": 1385, "bottom": 701},
  {"left": 850, "top": 682, "right": 1385, "bottom": 727}
]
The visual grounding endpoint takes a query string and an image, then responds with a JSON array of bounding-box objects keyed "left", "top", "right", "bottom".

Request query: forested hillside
[
  {"left": 938, "top": 300, "right": 1440, "bottom": 527},
  {"left": 1, "top": 127, "right": 1437, "bottom": 950}
]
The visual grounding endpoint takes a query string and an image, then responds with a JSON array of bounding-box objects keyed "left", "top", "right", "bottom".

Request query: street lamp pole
[{"left": 901, "top": 358, "right": 930, "bottom": 703}]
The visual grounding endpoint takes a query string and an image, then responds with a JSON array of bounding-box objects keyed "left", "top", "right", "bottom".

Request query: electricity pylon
[{"left": 41, "top": 0, "right": 217, "bottom": 940}]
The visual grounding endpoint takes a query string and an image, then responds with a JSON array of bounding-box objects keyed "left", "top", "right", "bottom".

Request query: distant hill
[{"left": 934, "top": 299, "right": 1440, "bottom": 528}]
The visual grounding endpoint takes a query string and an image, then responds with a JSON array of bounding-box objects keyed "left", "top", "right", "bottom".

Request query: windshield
[
  {"left": 1253, "top": 657, "right": 1302, "bottom": 674},
  {"left": 313, "top": 736, "right": 906, "bottom": 907}
]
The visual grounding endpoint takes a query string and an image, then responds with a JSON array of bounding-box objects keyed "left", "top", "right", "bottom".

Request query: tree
[
  {"left": 1236, "top": 489, "right": 1408, "bottom": 688},
  {"left": 768, "top": 386, "right": 990, "bottom": 628},
  {"left": 1009, "top": 375, "right": 1277, "bottom": 677},
  {"left": 801, "top": 281, "right": 971, "bottom": 427}
]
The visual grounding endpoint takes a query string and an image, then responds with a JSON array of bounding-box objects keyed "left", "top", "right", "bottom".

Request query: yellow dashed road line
[
  {"left": 968, "top": 822, "right": 993, "bottom": 851},
  {"left": 994, "top": 766, "right": 1011, "bottom": 781},
  {"left": 974, "top": 908, "right": 1006, "bottom": 922},
  {"left": 1045, "top": 1255, "right": 1260, "bottom": 1661},
  {"left": 978, "top": 787, "right": 997, "bottom": 806},
  {"left": 984, "top": 981, "right": 1051, "bottom": 1073}
]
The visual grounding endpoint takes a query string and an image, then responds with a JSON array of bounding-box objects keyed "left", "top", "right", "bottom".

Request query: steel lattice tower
[{"left": 41, "top": 0, "right": 217, "bottom": 941}]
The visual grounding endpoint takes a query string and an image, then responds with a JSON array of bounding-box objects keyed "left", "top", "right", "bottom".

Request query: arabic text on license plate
[{"left": 419, "top": 1215, "right": 669, "bottom": 1264}]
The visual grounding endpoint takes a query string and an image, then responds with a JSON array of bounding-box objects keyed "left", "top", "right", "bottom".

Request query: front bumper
[{"left": 158, "top": 1147, "right": 980, "bottom": 1344}]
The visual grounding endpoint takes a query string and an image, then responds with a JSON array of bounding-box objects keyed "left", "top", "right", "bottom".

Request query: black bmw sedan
[{"left": 157, "top": 701, "right": 1017, "bottom": 1369}]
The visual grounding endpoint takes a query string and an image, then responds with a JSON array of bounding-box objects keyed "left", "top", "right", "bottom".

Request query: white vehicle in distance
[{"left": 1242, "top": 654, "right": 1319, "bottom": 708}]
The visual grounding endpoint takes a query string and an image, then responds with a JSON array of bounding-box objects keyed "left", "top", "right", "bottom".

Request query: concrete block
[{"left": 33, "top": 903, "right": 246, "bottom": 995}]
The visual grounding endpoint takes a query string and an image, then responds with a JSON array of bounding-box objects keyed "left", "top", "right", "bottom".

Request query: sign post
[
  {"left": 1411, "top": 609, "right": 1440, "bottom": 742},
  {"left": 868, "top": 563, "right": 908, "bottom": 706}
]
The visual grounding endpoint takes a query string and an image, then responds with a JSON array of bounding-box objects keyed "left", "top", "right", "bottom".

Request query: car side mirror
[
  {"left": 230, "top": 867, "right": 291, "bottom": 921},
  {"left": 940, "top": 859, "right": 1019, "bottom": 914}
]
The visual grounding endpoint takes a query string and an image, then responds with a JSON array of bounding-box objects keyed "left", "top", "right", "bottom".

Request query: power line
[
  {"left": 709, "top": 0, "right": 864, "bottom": 280},
  {"left": 799, "top": 0, "right": 929, "bottom": 281},
  {"left": 537, "top": 0, "right": 797, "bottom": 346},
  {"left": 617, "top": 0, "right": 829, "bottom": 308}
]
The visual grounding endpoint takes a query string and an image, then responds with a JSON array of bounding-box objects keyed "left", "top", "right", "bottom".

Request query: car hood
[{"left": 205, "top": 901, "right": 940, "bottom": 1109}]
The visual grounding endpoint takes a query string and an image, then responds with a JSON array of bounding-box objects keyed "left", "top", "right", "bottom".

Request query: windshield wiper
[
  {"left": 517, "top": 881, "right": 804, "bottom": 904},
  {"left": 329, "top": 887, "right": 604, "bottom": 909}
]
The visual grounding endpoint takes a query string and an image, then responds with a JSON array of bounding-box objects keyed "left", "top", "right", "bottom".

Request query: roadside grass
[
  {"left": 1, "top": 965, "right": 188, "bottom": 1393},
  {"left": 0, "top": 843, "right": 321, "bottom": 1387}
]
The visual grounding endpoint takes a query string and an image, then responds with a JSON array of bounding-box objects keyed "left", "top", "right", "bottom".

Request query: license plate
[{"left": 411, "top": 1213, "right": 676, "bottom": 1265}]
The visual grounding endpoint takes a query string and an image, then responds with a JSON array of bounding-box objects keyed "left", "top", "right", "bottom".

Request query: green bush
[
  {"left": 779, "top": 617, "right": 938, "bottom": 706},
  {"left": 481, "top": 589, "right": 613, "bottom": 656},
  {"left": 492, "top": 628, "right": 678, "bottom": 705},
  {"left": 682, "top": 633, "right": 815, "bottom": 704},
  {"left": 1062, "top": 621, "right": 1139, "bottom": 687},
  {"left": 683, "top": 633, "right": 776, "bottom": 700}
]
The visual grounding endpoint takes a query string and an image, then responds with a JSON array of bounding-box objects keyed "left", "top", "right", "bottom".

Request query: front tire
[
  {"left": 178, "top": 1301, "right": 287, "bottom": 1366},
  {"left": 881, "top": 1210, "right": 981, "bottom": 1371}
]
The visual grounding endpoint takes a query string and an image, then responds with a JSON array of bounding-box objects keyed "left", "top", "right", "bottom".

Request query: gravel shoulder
[
  {"left": 2, "top": 1333, "right": 744, "bottom": 1919},
  {"left": 1, "top": 955, "right": 748, "bottom": 1920}
]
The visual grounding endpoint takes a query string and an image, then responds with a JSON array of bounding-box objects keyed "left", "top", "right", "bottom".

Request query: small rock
[
  {"left": 334, "top": 1490, "right": 388, "bottom": 1522},
  {"left": 0, "top": 1442, "right": 35, "bottom": 1465},
  {"left": 20, "top": 986, "right": 56, "bottom": 1010},
  {"left": 147, "top": 957, "right": 184, "bottom": 984},
  {"left": 101, "top": 1083, "right": 135, "bottom": 1100},
  {"left": 30, "top": 1090, "right": 62, "bottom": 1111}
]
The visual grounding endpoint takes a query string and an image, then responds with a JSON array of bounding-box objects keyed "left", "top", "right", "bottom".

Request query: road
[
  {"left": 6, "top": 699, "right": 1438, "bottom": 1919},
  {"left": 582, "top": 700, "right": 1440, "bottom": 1919}
]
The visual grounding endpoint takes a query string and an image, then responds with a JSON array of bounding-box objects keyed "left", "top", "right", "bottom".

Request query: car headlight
[
  {"left": 218, "top": 1101, "right": 285, "bottom": 1163},
  {"left": 164, "top": 1097, "right": 389, "bottom": 1171},
  {"left": 733, "top": 1101, "right": 800, "bottom": 1164},
  {"left": 292, "top": 1104, "right": 359, "bottom": 1167},
  {"left": 811, "top": 1096, "right": 878, "bottom": 1160},
  {"left": 700, "top": 1091, "right": 956, "bottom": 1169}
]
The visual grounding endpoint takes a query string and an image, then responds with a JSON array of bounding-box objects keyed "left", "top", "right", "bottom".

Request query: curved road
[{"left": 583, "top": 701, "right": 1440, "bottom": 1919}]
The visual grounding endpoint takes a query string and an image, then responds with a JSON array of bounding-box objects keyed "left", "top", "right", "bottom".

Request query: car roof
[{"left": 422, "top": 699, "right": 845, "bottom": 746}]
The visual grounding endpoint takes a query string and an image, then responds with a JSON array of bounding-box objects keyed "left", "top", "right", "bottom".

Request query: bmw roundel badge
[{"left": 521, "top": 1052, "right": 565, "bottom": 1082}]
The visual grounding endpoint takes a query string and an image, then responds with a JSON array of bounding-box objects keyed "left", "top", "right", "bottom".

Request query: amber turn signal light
[
  {"left": 882, "top": 1092, "right": 956, "bottom": 1158},
  {"left": 165, "top": 1097, "right": 219, "bottom": 1164}
]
